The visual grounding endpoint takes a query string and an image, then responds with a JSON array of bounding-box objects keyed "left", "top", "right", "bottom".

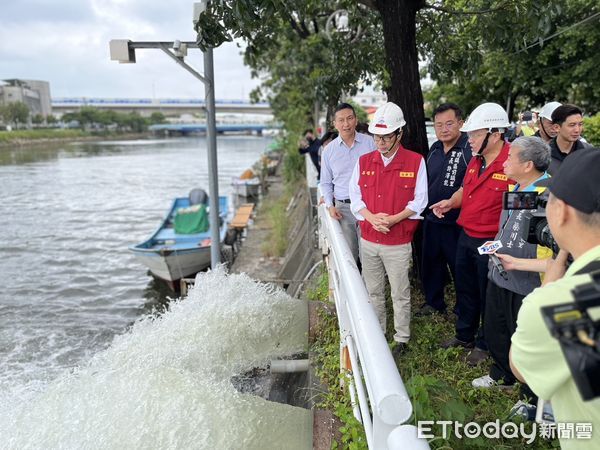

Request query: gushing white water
[{"left": 0, "top": 268, "right": 311, "bottom": 449}]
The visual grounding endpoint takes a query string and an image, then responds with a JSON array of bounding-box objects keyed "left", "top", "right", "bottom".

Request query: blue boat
[{"left": 129, "top": 190, "right": 229, "bottom": 282}]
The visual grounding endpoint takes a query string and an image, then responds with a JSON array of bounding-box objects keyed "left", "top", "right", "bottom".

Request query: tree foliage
[
  {"left": 421, "top": 0, "right": 600, "bottom": 118},
  {"left": 0, "top": 102, "right": 30, "bottom": 128},
  {"left": 59, "top": 108, "right": 159, "bottom": 132},
  {"left": 195, "top": 0, "right": 597, "bottom": 152},
  {"left": 196, "top": 1, "right": 385, "bottom": 135}
]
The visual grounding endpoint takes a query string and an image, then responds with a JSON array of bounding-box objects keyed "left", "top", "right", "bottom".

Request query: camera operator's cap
[{"left": 537, "top": 149, "right": 600, "bottom": 213}]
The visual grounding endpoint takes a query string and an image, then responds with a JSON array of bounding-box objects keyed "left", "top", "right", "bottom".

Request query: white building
[{"left": 0, "top": 79, "right": 52, "bottom": 117}]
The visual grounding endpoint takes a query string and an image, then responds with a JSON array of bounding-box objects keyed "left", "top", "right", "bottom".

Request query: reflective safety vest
[
  {"left": 457, "top": 142, "right": 513, "bottom": 238},
  {"left": 358, "top": 147, "right": 423, "bottom": 245}
]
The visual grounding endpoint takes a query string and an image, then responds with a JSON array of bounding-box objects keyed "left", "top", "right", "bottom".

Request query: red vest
[
  {"left": 457, "top": 142, "right": 514, "bottom": 238},
  {"left": 358, "top": 146, "right": 423, "bottom": 245}
]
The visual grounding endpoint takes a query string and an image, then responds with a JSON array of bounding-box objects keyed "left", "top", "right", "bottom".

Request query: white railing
[{"left": 317, "top": 192, "right": 429, "bottom": 449}]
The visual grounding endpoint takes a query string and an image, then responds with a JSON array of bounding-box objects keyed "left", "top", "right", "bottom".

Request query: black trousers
[
  {"left": 484, "top": 281, "right": 524, "bottom": 384},
  {"left": 485, "top": 281, "right": 538, "bottom": 402},
  {"left": 454, "top": 230, "right": 490, "bottom": 349},
  {"left": 421, "top": 219, "right": 461, "bottom": 312}
]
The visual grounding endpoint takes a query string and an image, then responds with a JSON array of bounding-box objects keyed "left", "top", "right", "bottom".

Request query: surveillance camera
[{"left": 173, "top": 40, "right": 181, "bottom": 50}]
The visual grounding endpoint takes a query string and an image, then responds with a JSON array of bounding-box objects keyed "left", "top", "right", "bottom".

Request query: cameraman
[{"left": 510, "top": 149, "right": 600, "bottom": 449}]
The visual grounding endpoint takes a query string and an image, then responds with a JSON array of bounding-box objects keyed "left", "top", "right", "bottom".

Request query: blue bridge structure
[{"left": 148, "top": 123, "right": 279, "bottom": 135}]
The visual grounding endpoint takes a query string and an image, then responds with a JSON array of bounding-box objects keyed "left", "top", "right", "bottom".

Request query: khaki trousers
[{"left": 360, "top": 238, "right": 412, "bottom": 343}]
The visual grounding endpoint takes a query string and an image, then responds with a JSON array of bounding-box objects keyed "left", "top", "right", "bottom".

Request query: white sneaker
[{"left": 472, "top": 374, "right": 497, "bottom": 388}]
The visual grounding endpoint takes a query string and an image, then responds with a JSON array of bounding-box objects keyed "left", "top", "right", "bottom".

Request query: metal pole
[{"left": 203, "top": 47, "right": 220, "bottom": 268}]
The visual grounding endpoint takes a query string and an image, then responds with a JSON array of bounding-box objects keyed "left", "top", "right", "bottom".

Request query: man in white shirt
[
  {"left": 320, "top": 103, "right": 376, "bottom": 264},
  {"left": 349, "top": 102, "right": 428, "bottom": 356}
]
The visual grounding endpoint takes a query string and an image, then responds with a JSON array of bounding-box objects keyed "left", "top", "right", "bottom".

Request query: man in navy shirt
[
  {"left": 298, "top": 129, "right": 322, "bottom": 177},
  {"left": 418, "top": 103, "right": 472, "bottom": 315}
]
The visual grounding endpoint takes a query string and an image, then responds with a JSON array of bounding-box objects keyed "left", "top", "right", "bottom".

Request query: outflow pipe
[{"left": 270, "top": 359, "right": 310, "bottom": 374}]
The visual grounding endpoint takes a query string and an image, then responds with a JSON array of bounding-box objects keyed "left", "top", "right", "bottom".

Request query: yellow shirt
[{"left": 512, "top": 244, "right": 600, "bottom": 449}]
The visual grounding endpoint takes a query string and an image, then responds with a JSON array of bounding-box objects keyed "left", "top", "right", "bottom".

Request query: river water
[{"left": 0, "top": 136, "right": 312, "bottom": 448}]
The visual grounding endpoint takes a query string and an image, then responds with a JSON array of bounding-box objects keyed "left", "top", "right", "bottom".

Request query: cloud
[{"left": 0, "top": 0, "right": 261, "bottom": 100}]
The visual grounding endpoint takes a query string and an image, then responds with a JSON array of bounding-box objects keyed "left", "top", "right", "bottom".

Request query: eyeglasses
[
  {"left": 373, "top": 134, "right": 397, "bottom": 142},
  {"left": 467, "top": 130, "right": 488, "bottom": 139},
  {"left": 434, "top": 121, "right": 458, "bottom": 130}
]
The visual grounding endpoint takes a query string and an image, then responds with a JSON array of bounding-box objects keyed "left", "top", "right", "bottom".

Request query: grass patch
[
  {"left": 259, "top": 179, "right": 303, "bottom": 258},
  {"left": 0, "top": 129, "right": 89, "bottom": 142},
  {"left": 308, "top": 269, "right": 368, "bottom": 449},
  {"left": 309, "top": 270, "right": 560, "bottom": 449},
  {"left": 260, "top": 193, "right": 290, "bottom": 257}
]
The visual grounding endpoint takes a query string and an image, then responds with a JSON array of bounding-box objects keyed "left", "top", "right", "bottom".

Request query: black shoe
[
  {"left": 465, "top": 347, "right": 489, "bottom": 366},
  {"left": 441, "top": 337, "right": 475, "bottom": 349},
  {"left": 392, "top": 342, "right": 408, "bottom": 359}
]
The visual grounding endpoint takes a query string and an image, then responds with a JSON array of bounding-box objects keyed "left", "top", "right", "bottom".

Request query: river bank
[{"left": 0, "top": 129, "right": 152, "bottom": 147}]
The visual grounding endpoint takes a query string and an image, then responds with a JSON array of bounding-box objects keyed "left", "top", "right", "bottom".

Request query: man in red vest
[
  {"left": 349, "top": 102, "right": 428, "bottom": 357},
  {"left": 431, "top": 102, "right": 514, "bottom": 365}
]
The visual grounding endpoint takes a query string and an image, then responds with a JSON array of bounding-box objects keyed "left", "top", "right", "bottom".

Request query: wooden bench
[{"left": 230, "top": 203, "right": 255, "bottom": 229}]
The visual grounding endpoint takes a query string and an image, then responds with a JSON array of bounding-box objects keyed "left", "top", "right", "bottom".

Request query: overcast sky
[{"left": 0, "top": 0, "right": 262, "bottom": 100}]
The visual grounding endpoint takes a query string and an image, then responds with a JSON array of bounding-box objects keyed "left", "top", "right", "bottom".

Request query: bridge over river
[
  {"left": 148, "top": 122, "right": 280, "bottom": 135},
  {"left": 52, "top": 97, "right": 272, "bottom": 117}
]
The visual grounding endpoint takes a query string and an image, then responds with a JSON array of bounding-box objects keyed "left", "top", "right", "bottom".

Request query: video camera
[
  {"left": 541, "top": 270, "right": 600, "bottom": 401},
  {"left": 503, "top": 190, "right": 559, "bottom": 254}
]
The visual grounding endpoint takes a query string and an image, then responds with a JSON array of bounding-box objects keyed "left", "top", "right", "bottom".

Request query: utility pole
[{"left": 109, "top": 2, "right": 221, "bottom": 268}]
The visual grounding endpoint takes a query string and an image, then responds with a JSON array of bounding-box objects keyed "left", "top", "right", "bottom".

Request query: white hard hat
[
  {"left": 460, "top": 102, "right": 510, "bottom": 132},
  {"left": 539, "top": 101, "right": 562, "bottom": 121},
  {"left": 368, "top": 102, "right": 406, "bottom": 135}
]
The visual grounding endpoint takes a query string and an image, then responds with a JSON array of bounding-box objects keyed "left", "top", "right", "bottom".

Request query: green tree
[
  {"left": 421, "top": 0, "right": 599, "bottom": 118},
  {"left": 149, "top": 112, "right": 167, "bottom": 124},
  {"left": 31, "top": 114, "right": 44, "bottom": 126},
  {"left": 195, "top": 0, "right": 564, "bottom": 154},
  {"left": 0, "top": 102, "right": 30, "bottom": 129},
  {"left": 196, "top": 1, "right": 385, "bottom": 136},
  {"left": 124, "top": 112, "right": 147, "bottom": 133}
]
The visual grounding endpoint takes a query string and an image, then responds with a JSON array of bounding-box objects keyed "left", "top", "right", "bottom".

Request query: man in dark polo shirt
[
  {"left": 418, "top": 103, "right": 472, "bottom": 315},
  {"left": 547, "top": 104, "right": 592, "bottom": 175},
  {"left": 431, "top": 102, "right": 514, "bottom": 365}
]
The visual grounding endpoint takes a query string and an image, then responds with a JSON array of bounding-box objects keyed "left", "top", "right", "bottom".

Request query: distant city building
[
  {"left": 0, "top": 79, "right": 52, "bottom": 117},
  {"left": 351, "top": 89, "right": 387, "bottom": 109}
]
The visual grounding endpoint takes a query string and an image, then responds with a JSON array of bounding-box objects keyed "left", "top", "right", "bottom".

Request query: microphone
[{"left": 489, "top": 253, "right": 508, "bottom": 280}]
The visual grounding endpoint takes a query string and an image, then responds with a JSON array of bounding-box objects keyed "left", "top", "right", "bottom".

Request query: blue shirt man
[{"left": 320, "top": 103, "right": 376, "bottom": 263}]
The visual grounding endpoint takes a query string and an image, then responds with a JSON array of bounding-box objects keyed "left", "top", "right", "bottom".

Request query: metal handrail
[{"left": 317, "top": 189, "right": 430, "bottom": 449}]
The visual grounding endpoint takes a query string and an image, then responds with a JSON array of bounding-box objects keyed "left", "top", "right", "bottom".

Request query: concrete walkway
[{"left": 229, "top": 174, "right": 285, "bottom": 281}]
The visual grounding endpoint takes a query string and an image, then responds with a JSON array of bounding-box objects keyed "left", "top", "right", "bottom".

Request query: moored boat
[{"left": 129, "top": 190, "right": 228, "bottom": 282}]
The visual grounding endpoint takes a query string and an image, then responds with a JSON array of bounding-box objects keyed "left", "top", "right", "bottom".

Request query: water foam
[{"left": 0, "top": 268, "right": 311, "bottom": 449}]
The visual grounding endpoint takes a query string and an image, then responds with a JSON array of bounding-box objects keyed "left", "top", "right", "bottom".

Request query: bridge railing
[{"left": 317, "top": 185, "right": 430, "bottom": 449}]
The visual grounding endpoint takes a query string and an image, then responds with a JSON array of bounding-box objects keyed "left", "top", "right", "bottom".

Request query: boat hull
[
  {"left": 129, "top": 196, "right": 228, "bottom": 282},
  {"left": 131, "top": 246, "right": 213, "bottom": 281}
]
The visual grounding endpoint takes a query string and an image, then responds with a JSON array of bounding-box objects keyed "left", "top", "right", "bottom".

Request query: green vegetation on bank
[
  {"left": 0, "top": 129, "right": 89, "bottom": 143},
  {"left": 308, "top": 270, "right": 368, "bottom": 450},
  {"left": 308, "top": 271, "right": 559, "bottom": 449},
  {"left": 61, "top": 107, "right": 167, "bottom": 133}
]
